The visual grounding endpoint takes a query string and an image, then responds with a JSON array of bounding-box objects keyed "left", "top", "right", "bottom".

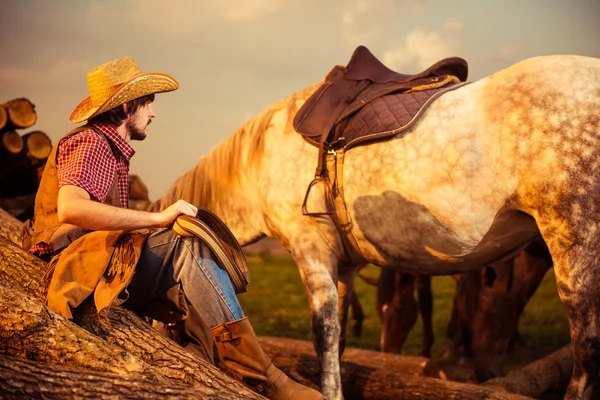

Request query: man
[{"left": 27, "top": 56, "right": 322, "bottom": 400}]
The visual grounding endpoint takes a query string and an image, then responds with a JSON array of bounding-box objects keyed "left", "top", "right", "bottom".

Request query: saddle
[
  {"left": 293, "top": 45, "right": 469, "bottom": 176},
  {"left": 293, "top": 46, "right": 469, "bottom": 263}
]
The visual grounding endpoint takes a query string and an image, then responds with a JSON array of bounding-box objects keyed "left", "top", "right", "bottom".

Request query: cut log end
[
  {"left": 0, "top": 105, "right": 7, "bottom": 130},
  {"left": 24, "top": 130, "right": 52, "bottom": 159},
  {"left": 1, "top": 130, "right": 24, "bottom": 154},
  {"left": 6, "top": 98, "right": 37, "bottom": 128}
]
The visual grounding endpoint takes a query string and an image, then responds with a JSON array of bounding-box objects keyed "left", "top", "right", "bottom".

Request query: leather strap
[{"left": 325, "top": 149, "right": 364, "bottom": 263}]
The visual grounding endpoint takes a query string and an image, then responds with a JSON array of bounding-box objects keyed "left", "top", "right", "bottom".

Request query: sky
[{"left": 1, "top": 0, "right": 599, "bottom": 200}]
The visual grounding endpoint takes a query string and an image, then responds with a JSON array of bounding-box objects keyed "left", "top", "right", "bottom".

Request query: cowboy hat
[{"left": 69, "top": 56, "right": 179, "bottom": 123}]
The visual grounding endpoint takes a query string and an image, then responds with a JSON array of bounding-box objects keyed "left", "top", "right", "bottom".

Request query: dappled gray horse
[{"left": 152, "top": 51, "right": 600, "bottom": 399}]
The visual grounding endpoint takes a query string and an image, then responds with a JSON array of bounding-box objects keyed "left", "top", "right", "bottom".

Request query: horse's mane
[{"left": 151, "top": 82, "right": 321, "bottom": 211}]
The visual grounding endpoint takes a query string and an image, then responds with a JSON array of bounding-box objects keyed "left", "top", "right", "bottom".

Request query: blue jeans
[{"left": 123, "top": 229, "right": 245, "bottom": 328}]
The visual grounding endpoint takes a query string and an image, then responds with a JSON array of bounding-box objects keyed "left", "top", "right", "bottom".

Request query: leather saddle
[{"left": 293, "top": 45, "right": 468, "bottom": 176}]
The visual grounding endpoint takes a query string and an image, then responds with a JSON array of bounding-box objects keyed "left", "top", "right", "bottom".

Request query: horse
[
  {"left": 353, "top": 267, "right": 434, "bottom": 357},
  {"left": 446, "top": 240, "right": 553, "bottom": 381},
  {"left": 151, "top": 54, "right": 600, "bottom": 399},
  {"left": 350, "top": 239, "right": 551, "bottom": 380}
]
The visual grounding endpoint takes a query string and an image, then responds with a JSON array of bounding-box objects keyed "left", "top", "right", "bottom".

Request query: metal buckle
[{"left": 216, "top": 332, "right": 233, "bottom": 342}]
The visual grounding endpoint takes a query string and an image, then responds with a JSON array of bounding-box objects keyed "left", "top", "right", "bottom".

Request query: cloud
[
  {"left": 83, "top": 0, "right": 285, "bottom": 42},
  {"left": 382, "top": 19, "right": 465, "bottom": 71},
  {"left": 216, "top": 0, "right": 283, "bottom": 21},
  {"left": 340, "top": 0, "right": 390, "bottom": 45}
]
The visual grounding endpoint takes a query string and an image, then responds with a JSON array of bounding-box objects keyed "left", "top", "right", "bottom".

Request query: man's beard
[{"left": 127, "top": 119, "right": 150, "bottom": 141}]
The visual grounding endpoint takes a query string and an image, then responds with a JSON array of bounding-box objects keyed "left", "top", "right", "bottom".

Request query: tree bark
[
  {"left": 258, "top": 336, "right": 532, "bottom": 400},
  {"left": 483, "top": 345, "right": 573, "bottom": 398},
  {"left": 0, "top": 275, "right": 161, "bottom": 381},
  {"left": 0, "top": 353, "right": 243, "bottom": 400},
  {"left": 0, "top": 206, "right": 23, "bottom": 245},
  {"left": 259, "top": 336, "right": 443, "bottom": 379},
  {"left": 0, "top": 235, "right": 264, "bottom": 399}
]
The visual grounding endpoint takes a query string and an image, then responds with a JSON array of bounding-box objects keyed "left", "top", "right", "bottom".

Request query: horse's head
[
  {"left": 376, "top": 270, "right": 419, "bottom": 353},
  {"left": 451, "top": 262, "right": 520, "bottom": 381}
]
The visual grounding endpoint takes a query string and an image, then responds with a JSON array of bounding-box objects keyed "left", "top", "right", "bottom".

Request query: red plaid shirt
[{"left": 30, "top": 123, "right": 135, "bottom": 257}]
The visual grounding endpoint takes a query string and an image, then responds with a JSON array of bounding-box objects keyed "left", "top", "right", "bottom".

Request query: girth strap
[
  {"left": 327, "top": 149, "right": 364, "bottom": 263},
  {"left": 302, "top": 149, "right": 365, "bottom": 263}
]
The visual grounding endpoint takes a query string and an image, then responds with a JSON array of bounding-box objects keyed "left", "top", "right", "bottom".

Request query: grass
[{"left": 238, "top": 255, "right": 571, "bottom": 368}]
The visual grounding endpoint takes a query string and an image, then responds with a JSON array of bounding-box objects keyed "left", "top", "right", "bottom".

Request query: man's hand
[{"left": 158, "top": 200, "right": 198, "bottom": 227}]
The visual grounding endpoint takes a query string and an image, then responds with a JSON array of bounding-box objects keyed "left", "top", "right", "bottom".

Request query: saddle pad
[{"left": 335, "top": 82, "right": 468, "bottom": 150}]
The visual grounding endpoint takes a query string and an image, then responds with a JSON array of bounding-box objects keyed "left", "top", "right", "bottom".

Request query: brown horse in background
[{"left": 350, "top": 239, "right": 551, "bottom": 381}]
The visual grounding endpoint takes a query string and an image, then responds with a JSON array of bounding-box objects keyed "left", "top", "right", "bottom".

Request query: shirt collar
[{"left": 90, "top": 122, "right": 136, "bottom": 161}]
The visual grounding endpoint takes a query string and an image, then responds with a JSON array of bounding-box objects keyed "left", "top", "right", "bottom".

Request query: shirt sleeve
[{"left": 56, "top": 130, "right": 116, "bottom": 203}]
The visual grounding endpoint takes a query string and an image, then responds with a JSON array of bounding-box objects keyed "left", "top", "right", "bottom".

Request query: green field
[{"left": 238, "top": 255, "right": 571, "bottom": 371}]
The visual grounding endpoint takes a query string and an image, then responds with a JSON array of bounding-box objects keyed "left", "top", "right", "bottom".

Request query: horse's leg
[
  {"left": 547, "top": 238, "right": 600, "bottom": 399},
  {"left": 290, "top": 229, "right": 344, "bottom": 400},
  {"left": 417, "top": 275, "right": 434, "bottom": 358},
  {"left": 348, "top": 264, "right": 365, "bottom": 339},
  {"left": 337, "top": 265, "right": 357, "bottom": 357}
]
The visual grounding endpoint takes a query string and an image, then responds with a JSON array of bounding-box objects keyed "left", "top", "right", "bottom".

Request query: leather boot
[{"left": 211, "top": 317, "right": 323, "bottom": 400}]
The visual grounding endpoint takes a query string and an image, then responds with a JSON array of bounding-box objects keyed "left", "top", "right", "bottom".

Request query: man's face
[{"left": 126, "top": 102, "right": 155, "bottom": 141}]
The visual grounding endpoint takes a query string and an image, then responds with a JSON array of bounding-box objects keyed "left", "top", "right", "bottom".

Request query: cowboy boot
[{"left": 211, "top": 317, "right": 324, "bottom": 400}]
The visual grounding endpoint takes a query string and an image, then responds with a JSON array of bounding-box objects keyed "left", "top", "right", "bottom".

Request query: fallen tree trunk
[
  {"left": 0, "top": 275, "right": 161, "bottom": 381},
  {"left": 258, "top": 336, "right": 532, "bottom": 400},
  {"left": 0, "top": 206, "right": 22, "bottom": 245},
  {"left": 1, "top": 222, "right": 530, "bottom": 399},
  {"left": 0, "top": 235, "right": 264, "bottom": 399},
  {"left": 0, "top": 353, "right": 234, "bottom": 400},
  {"left": 483, "top": 345, "right": 573, "bottom": 398},
  {"left": 260, "top": 336, "right": 443, "bottom": 379}
]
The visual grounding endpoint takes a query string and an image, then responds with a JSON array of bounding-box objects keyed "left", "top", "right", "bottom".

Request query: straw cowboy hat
[{"left": 69, "top": 56, "right": 179, "bottom": 123}]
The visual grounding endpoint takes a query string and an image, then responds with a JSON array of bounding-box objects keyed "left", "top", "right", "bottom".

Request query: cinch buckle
[{"left": 218, "top": 332, "right": 233, "bottom": 342}]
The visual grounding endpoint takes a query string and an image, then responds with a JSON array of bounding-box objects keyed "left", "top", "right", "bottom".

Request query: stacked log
[
  {"left": 0, "top": 98, "right": 52, "bottom": 221},
  {"left": 1, "top": 98, "right": 37, "bottom": 129},
  {"left": 129, "top": 174, "right": 152, "bottom": 211}
]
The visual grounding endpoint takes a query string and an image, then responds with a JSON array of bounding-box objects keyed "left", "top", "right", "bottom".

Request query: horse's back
[{"left": 339, "top": 54, "right": 600, "bottom": 272}]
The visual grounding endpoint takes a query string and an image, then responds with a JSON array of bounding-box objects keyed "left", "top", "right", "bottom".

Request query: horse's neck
[{"left": 153, "top": 140, "right": 265, "bottom": 245}]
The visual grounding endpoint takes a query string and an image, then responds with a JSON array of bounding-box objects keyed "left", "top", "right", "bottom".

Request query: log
[
  {"left": 0, "top": 217, "right": 529, "bottom": 399},
  {"left": 0, "top": 194, "right": 37, "bottom": 220},
  {"left": 0, "top": 354, "right": 246, "bottom": 400},
  {"left": 258, "top": 336, "right": 531, "bottom": 400},
  {"left": 0, "top": 206, "right": 23, "bottom": 245},
  {"left": 260, "top": 336, "right": 443, "bottom": 379},
  {"left": 4, "top": 97, "right": 37, "bottom": 128},
  {"left": 483, "top": 345, "right": 573, "bottom": 398},
  {"left": 129, "top": 174, "right": 150, "bottom": 200},
  {"left": 1, "top": 129, "right": 23, "bottom": 153},
  {"left": 0, "top": 275, "right": 162, "bottom": 382},
  {"left": 0, "top": 235, "right": 264, "bottom": 399},
  {"left": 0, "top": 103, "right": 7, "bottom": 130},
  {"left": 129, "top": 174, "right": 152, "bottom": 210},
  {"left": 23, "top": 130, "right": 52, "bottom": 160}
]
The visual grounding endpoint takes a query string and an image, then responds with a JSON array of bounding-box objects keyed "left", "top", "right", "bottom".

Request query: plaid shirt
[{"left": 30, "top": 123, "right": 135, "bottom": 257}]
